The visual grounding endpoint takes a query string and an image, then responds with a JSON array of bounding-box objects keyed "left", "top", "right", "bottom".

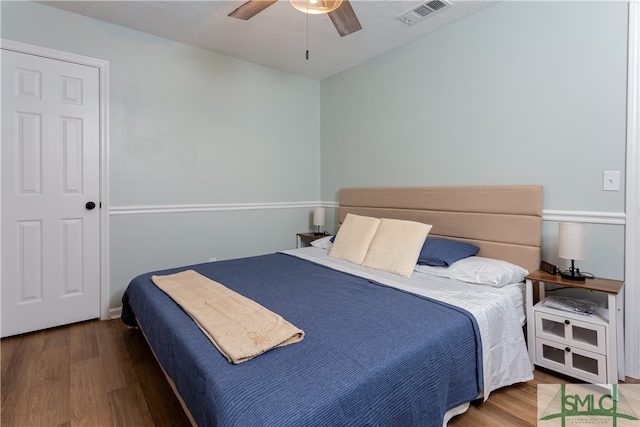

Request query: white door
[{"left": 1, "top": 49, "right": 100, "bottom": 337}]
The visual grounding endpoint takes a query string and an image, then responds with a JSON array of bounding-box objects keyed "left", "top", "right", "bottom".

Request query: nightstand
[
  {"left": 296, "top": 232, "right": 328, "bottom": 248},
  {"left": 525, "top": 270, "right": 624, "bottom": 384}
]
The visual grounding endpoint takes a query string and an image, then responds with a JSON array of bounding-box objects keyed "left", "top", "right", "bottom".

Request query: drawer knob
[
  {"left": 565, "top": 347, "right": 571, "bottom": 352},
  {"left": 564, "top": 320, "right": 570, "bottom": 325}
]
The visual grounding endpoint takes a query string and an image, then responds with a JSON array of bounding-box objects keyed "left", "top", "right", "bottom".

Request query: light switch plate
[{"left": 603, "top": 171, "right": 620, "bottom": 191}]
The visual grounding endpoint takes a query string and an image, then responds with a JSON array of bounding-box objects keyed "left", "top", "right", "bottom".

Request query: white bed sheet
[{"left": 282, "top": 246, "right": 534, "bottom": 402}]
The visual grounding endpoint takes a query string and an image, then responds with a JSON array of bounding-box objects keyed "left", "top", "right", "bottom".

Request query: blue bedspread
[{"left": 122, "top": 253, "right": 483, "bottom": 427}]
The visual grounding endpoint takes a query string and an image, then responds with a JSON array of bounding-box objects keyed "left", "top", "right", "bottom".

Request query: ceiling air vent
[{"left": 397, "top": 0, "right": 451, "bottom": 25}]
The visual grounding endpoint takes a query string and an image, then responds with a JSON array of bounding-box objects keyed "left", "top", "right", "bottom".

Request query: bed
[{"left": 121, "top": 185, "right": 542, "bottom": 426}]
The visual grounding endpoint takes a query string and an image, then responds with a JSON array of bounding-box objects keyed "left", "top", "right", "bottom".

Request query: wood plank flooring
[
  {"left": 1, "top": 319, "right": 190, "bottom": 427},
  {"left": 2, "top": 319, "right": 638, "bottom": 426}
]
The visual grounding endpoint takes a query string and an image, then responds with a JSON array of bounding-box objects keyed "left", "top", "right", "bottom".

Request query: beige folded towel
[{"left": 151, "top": 270, "right": 304, "bottom": 364}]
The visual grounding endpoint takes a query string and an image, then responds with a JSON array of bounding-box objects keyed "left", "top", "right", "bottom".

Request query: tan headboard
[{"left": 338, "top": 185, "right": 543, "bottom": 273}]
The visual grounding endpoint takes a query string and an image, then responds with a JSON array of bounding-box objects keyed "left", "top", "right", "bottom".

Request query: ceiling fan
[{"left": 228, "top": 0, "right": 362, "bottom": 37}]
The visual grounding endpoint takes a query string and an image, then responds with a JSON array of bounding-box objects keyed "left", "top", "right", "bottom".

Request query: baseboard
[{"left": 109, "top": 306, "right": 122, "bottom": 320}]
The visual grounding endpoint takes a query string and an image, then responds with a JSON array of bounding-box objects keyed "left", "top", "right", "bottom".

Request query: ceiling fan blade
[
  {"left": 228, "top": 0, "right": 278, "bottom": 20},
  {"left": 328, "top": 1, "right": 362, "bottom": 37}
]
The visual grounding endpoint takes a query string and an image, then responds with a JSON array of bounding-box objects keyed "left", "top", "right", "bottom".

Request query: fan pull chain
[{"left": 306, "top": 7, "right": 309, "bottom": 60}]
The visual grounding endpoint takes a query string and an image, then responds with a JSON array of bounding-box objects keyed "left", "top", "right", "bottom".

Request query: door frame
[
  {"left": 625, "top": 1, "right": 640, "bottom": 380},
  {"left": 0, "top": 39, "right": 110, "bottom": 321}
]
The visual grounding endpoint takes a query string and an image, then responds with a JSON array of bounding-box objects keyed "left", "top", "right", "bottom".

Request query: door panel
[
  {"left": 1, "top": 49, "right": 100, "bottom": 337},
  {"left": 17, "top": 220, "right": 43, "bottom": 302}
]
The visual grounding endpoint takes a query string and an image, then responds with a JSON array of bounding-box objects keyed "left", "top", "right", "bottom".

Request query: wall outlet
[
  {"left": 208, "top": 257, "right": 217, "bottom": 262},
  {"left": 603, "top": 171, "right": 620, "bottom": 191}
]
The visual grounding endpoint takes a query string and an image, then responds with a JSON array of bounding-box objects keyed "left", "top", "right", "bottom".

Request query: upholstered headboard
[{"left": 338, "top": 185, "right": 543, "bottom": 273}]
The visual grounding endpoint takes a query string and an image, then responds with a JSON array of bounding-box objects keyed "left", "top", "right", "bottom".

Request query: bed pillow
[
  {"left": 310, "top": 235, "right": 333, "bottom": 250},
  {"left": 414, "top": 256, "right": 529, "bottom": 287},
  {"left": 362, "top": 218, "right": 432, "bottom": 278},
  {"left": 418, "top": 238, "right": 480, "bottom": 267},
  {"left": 329, "top": 214, "right": 380, "bottom": 264}
]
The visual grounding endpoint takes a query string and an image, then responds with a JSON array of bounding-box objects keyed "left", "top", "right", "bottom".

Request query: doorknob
[{"left": 85, "top": 201, "right": 96, "bottom": 210}]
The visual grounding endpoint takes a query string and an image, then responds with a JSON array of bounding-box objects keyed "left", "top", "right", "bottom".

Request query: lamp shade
[
  {"left": 558, "top": 222, "right": 587, "bottom": 261},
  {"left": 290, "top": 0, "right": 342, "bottom": 14},
  {"left": 313, "top": 207, "right": 325, "bottom": 227}
]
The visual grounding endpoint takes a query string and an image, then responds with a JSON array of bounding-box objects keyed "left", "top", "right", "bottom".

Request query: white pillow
[
  {"left": 310, "top": 235, "right": 333, "bottom": 250},
  {"left": 362, "top": 218, "right": 432, "bottom": 278},
  {"left": 329, "top": 214, "right": 381, "bottom": 264},
  {"left": 414, "top": 256, "right": 529, "bottom": 287}
]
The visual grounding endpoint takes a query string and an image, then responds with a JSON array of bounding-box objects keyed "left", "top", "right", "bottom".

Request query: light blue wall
[
  {"left": 1, "top": 1, "right": 321, "bottom": 306},
  {"left": 1, "top": 1, "right": 630, "bottom": 309},
  {"left": 320, "top": 1, "right": 628, "bottom": 280}
]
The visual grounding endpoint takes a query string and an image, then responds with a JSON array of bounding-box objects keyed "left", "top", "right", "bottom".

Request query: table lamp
[
  {"left": 313, "top": 207, "right": 325, "bottom": 235},
  {"left": 558, "top": 222, "right": 587, "bottom": 281}
]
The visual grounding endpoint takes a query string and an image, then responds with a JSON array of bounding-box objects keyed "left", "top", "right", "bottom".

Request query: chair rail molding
[
  {"left": 542, "top": 210, "right": 626, "bottom": 225},
  {"left": 111, "top": 202, "right": 626, "bottom": 227},
  {"left": 109, "top": 201, "right": 322, "bottom": 216}
]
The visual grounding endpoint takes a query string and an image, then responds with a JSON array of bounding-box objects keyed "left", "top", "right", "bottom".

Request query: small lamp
[
  {"left": 290, "top": 0, "right": 342, "bottom": 14},
  {"left": 558, "top": 222, "right": 587, "bottom": 281},
  {"left": 313, "top": 207, "right": 325, "bottom": 235}
]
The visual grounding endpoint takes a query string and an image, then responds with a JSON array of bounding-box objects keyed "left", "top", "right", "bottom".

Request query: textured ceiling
[{"left": 40, "top": 0, "right": 498, "bottom": 80}]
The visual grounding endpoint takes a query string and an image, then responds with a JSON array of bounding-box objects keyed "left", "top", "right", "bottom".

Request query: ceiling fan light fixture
[{"left": 290, "top": 0, "right": 343, "bottom": 15}]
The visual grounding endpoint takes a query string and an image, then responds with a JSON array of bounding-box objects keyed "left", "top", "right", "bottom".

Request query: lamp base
[
  {"left": 560, "top": 259, "right": 586, "bottom": 281},
  {"left": 560, "top": 270, "right": 586, "bottom": 281}
]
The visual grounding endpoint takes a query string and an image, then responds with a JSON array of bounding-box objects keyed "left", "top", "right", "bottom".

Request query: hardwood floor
[
  {"left": 1, "top": 319, "right": 190, "bottom": 427},
  {"left": 2, "top": 319, "right": 638, "bottom": 426}
]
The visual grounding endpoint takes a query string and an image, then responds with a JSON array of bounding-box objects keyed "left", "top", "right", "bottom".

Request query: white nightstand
[
  {"left": 296, "top": 232, "right": 329, "bottom": 249},
  {"left": 525, "top": 270, "right": 625, "bottom": 384}
]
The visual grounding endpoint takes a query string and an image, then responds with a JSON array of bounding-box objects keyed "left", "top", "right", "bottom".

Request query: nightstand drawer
[
  {"left": 535, "top": 338, "right": 607, "bottom": 384},
  {"left": 534, "top": 309, "right": 606, "bottom": 355}
]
